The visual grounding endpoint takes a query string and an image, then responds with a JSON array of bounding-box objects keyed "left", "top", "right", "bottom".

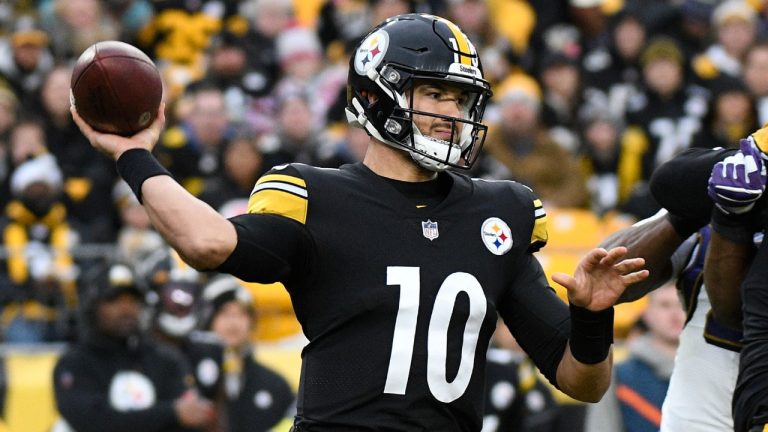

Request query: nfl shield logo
[{"left": 422, "top": 220, "right": 439, "bottom": 241}]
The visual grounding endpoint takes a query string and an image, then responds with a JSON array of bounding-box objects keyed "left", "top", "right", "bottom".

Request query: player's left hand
[{"left": 551, "top": 247, "right": 648, "bottom": 311}]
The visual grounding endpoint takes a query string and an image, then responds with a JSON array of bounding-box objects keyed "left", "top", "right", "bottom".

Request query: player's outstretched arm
[
  {"left": 71, "top": 105, "right": 236, "bottom": 269},
  {"left": 550, "top": 247, "right": 648, "bottom": 402},
  {"left": 599, "top": 211, "right": 688, "bottom": 303}
]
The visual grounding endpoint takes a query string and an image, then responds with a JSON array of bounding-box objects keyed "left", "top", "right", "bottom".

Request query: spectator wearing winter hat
[
  {"left": 0, "top": 153, "right": 80, "bottom": 343},
  {"left": 618, "top": 36, "right": 709, "bottom": 219},
  {"left": 202, "top": 275, "right": 295, "bottom": 432},
  {"left": 692, "top": 0, "right": 759, "bottom": 86},
  {"left": 0, "top": 14, "right": 54, "bottom": 105},
  {"left": 271, "top": 25, "right": 347, "bottom": 133},
  {"left": 475, "top": 73, "right": 590, "bottom": 209}
]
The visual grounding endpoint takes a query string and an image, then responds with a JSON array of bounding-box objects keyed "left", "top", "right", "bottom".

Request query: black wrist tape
[
  {"left": 115, "top": 148, "right": 171, "bottom": 204},
  {"left": 710, "top": 207, "right": 755, "bottom": 244},
  {"left": 569, "top": 304, "right": 614, "bottom": 364}
]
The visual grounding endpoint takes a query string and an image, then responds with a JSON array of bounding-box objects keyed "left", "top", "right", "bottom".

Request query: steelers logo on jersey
[
  {"left": 481, "top": 217, "right": 513, "bottom": 255},
  {"left": 109, "top": 371, "right": 156, "bottom": 411},
  {"left": 354, "top": 30, "right": 390, "bottom": 75}
]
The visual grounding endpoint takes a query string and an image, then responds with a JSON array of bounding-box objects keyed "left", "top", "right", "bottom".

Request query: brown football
[{"left": 70, "top": 41, "right": 162, "bottom": 136}]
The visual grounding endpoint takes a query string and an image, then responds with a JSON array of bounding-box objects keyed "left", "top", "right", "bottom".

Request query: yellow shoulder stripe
[
  {"left": 248, "top": 175, "right": 308, "bottom": 224},
  {"left": 256, "top": 174, "right": 306, "bottom": 188},
  {"left": 531, "top": 199, "right": 548, "bottom": 246}
]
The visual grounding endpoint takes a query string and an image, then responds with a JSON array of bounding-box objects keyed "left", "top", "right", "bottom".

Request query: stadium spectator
[
  {"left": 155, "top": 83, "right": 234, "bottom": 196},
  {"left": 0, "top": 15, "right": 54, "bottom": 106},
  {"left": 100, "top": 0, "right": 154, "bottom": 45},
  {"left": 52, "top": 263, "right": 214, "bottom": 432},
  {"left": 691, "top": 76, "right": 758, "bottom": 150},
  {"left": 136, "top": 0, "right": 239, "bottom": 93},
  {"left": 145, "top": 251, "right": 223, "bottom": 406},
  {"left": 35, "top": 65, "right": 119, "bottom": 243},
  {"left": 38, "top": 0, "right": 120, "bottom": 61},
  {"left": 578, "top": 111, "right": 623, "bottom": 216},
  {"left": 585, "top": 282, "right": 685, "bottom": 432},
  {"left": 316, "top": 0, "right": 372, "bottom": 62},
  {"left": 71, "top": 13, "right": 648, "bottom": 430},
  {"left": 272, "top": 25, "right": 347, "bottom": 130},
  {"left": 198, "top": 129, "right": 265, "bottom": 213},
  {"left": 259, "top": 92, "right": 324, "bottom": 166},
  {"left": 483, "top": 319, "right": 562, "bottom": 432},
  {"left": 112, "top": 180, "right": 165, "bottom": 271},
  {"left": 0, "top": 87, "right": 19, "bottom": 207},
  {"left": 691, "top": 0, "right": 758, "bottom": 87},
  {"left": 743, "top": 40, "right": 768, "bottom": 125},
  {"left": 201, "top": 275, "right": 295, "bottom": 432},
  {"left": 618, "top": 36, "right": 708, "bottom": 219},
  {"left": 539, "top": 51, "right": 583, "bottom": 152},
  {"left": 0, "top": 153, "right": 78, "bottom": 343},
  {"left": 479, "top": 73, "right": 590, "bottom": 208},
  {"left": 581, "top": 8, "right": 646, "bottom": 124}
]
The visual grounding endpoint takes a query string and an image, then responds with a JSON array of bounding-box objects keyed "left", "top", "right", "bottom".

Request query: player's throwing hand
[{"left": 71, "top": 103, "right": 166, "bottom": 161}]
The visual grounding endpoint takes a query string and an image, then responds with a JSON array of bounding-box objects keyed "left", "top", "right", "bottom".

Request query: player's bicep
[
  {"left": 498, "top": 254, "right": 569, "bottom": 388},
  {"left": 216, "top": 213, "right": 313, "bottom": 283}
]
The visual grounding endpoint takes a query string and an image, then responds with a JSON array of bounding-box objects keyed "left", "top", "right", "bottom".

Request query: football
[{"left": 70, "top": 41, "right": 162, "bottom": 136}]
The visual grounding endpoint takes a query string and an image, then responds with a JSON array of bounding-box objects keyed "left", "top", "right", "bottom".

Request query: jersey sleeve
[
  {"left": 530, "top": 197, "right": 548, "bottom": 252},
  {"left": 215, "top": 165, "right": 314, "bottom": 284},
  {"left": 247, "top": 165, "right": 309, "bottom": 224},
  {"left": 649, "top": 147, "right": 734, "bottom": 225},
  {"left": 496, "top": 253, "right": 569, "bottom": 388}
]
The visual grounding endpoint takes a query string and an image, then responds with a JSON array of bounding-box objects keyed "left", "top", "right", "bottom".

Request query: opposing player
[
  {"left": 71, "top": 14, "right": 647, "bottom": 430},
  {"left": 607, "top": 136, "right": 766, "bottom": 431}
]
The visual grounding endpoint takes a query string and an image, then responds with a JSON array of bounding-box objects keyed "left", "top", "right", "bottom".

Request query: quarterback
[{"left": 72, "top": 14, "right": 647, "bottom": 431}]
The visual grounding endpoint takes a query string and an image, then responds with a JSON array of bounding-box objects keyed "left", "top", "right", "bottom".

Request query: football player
[
  {"left": 71, "top": 14, "right": 647, "bottom": 431},
  {"left": 616, "top": 136, "right": 765, "bottom": 432}
]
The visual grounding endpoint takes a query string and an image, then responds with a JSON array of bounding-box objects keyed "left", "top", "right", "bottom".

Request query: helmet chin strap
[{"left": 409, "top": 125, "right": 462, "bottom": 172}]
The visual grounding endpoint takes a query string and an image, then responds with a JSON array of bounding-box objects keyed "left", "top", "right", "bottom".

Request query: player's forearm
[
  {"left": 556, "top": 345, "right": 613, "bottom": 403},
  {"left": 141, "top": 175, "right": 237, "bottom": 270},
  {"left": 600, "top": 214, "right": 683, "bottom": 303},
  {"left": 704, "top": 230, "right": 750, "bottom": 330}
]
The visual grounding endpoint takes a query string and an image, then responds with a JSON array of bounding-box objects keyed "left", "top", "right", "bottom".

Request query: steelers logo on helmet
[
  {"left": 354, "top": 29, "right": 390, "bottom": 76},
  {"left": 481, "top": 217, "right": 513, "bottom": 255}
]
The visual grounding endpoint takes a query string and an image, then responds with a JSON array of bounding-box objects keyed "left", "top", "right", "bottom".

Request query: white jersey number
[{"left": 384, "top": 266, "right": 488, "bottom": 402}]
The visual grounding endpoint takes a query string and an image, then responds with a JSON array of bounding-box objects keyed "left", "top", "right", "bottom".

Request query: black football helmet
[{"left": 346, "top": 13, "right": 492, "bottom": 171}]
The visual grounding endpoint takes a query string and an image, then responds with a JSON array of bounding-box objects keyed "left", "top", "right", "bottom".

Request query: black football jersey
[{"left": 227, "top": 162, "right": 571, "bottom": 431}]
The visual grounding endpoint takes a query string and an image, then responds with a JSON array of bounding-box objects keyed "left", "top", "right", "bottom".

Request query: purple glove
[{"left": 708, "top": 138, "right": 767, "bottom": 215}]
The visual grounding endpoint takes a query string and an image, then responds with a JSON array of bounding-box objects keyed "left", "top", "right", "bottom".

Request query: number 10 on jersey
[{"left": 384, "top": 266, "right": 488, "bottom": 403}]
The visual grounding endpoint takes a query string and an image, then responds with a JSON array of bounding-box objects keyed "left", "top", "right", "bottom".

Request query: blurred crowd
[{"left": 0, "top": 0, "right": 761, "bottom": 369}]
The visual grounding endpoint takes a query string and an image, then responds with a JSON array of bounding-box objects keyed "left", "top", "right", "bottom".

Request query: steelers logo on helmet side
[{"left": 354, "top": 30, "right": 390, "bottom": 75}]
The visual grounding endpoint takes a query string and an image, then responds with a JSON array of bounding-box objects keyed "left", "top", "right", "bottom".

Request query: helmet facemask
[{"left": 348, "top": 64, "right": 490, "bottom": 172}]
